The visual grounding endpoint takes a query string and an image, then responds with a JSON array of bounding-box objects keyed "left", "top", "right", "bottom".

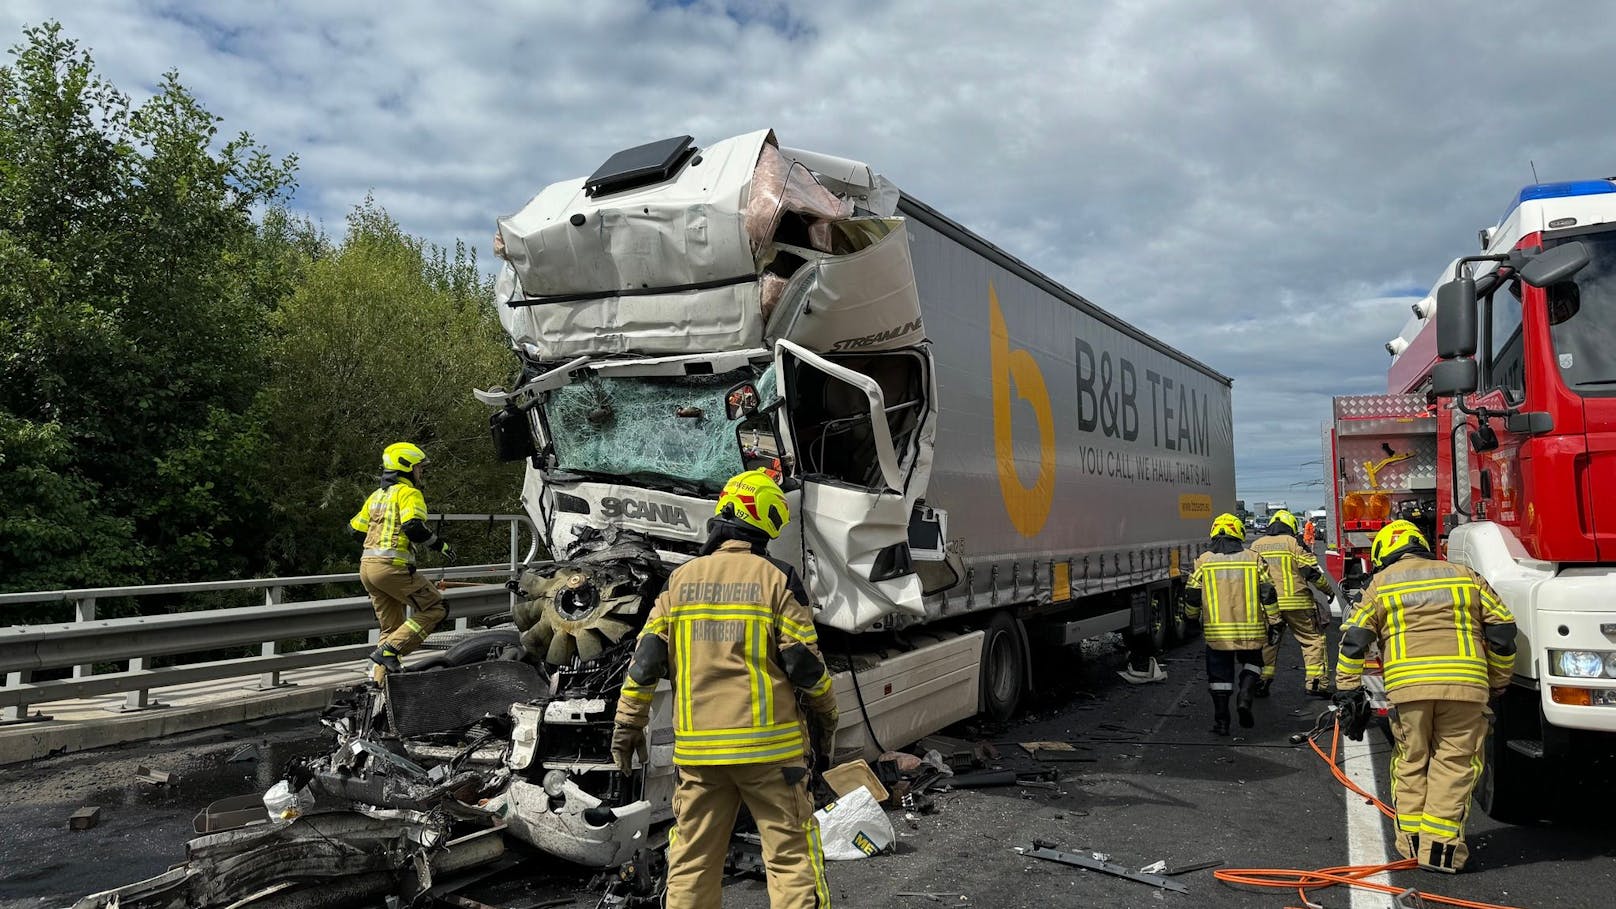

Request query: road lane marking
[
  {"left": 1342, "top": 731, "right": 1393, "bottom": 908},
  {"left": 1145, "top": 674, "right": 1200, "bottom": 740}
]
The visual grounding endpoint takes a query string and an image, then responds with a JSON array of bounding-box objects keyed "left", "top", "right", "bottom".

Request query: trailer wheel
[
  {"left": 1476, "top": 687, "right": 1544, "bottom": 825},
  {"left": 1169, "top": 593, "right": 1188, "bottom": 644},
  {"left": 980, "top": 612, "right": 1025, "bottom": 723},
  {"left": 1150, "top": 590, "right": 1177, "bottom": 651}
]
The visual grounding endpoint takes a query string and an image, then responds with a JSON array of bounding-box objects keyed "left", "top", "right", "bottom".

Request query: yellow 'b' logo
[{"left": 989, "top": 284, "right": 1056, "bottom": 537}]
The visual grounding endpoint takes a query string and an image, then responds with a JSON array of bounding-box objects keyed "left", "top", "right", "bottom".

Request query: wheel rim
[{"left": 988, "top": 631, "right": 1017, "bottom": 705}]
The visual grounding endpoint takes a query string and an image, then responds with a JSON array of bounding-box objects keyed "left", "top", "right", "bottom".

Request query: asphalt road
[{"left": 3, "top": 633, "right": 1612, "bottom": 909}]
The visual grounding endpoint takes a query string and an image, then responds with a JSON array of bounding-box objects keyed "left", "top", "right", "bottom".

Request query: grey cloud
[{"left": 7, "top": 0, "right": 1616, "bottom": 504}]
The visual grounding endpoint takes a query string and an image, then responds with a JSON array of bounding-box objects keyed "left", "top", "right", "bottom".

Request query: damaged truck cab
[{"left": 478, "top": 129, "right": 1235, "bottom": 863}]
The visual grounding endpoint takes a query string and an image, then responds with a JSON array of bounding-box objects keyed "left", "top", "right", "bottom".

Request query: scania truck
[
  {"left": 1341, "top": 179, "right": 1616, "bottom": 823},
  {"left": 475, "top": 129, "right": 1234, "bottom": 862}
]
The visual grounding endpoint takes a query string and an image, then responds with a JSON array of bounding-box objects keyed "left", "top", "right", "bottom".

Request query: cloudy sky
[{"left": 8, "top": 1, "right": 1615, "bottom": 509}]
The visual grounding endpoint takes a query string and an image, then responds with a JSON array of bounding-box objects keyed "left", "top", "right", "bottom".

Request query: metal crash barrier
[{"left": 0, "top": 514, "right": 543, "bottom": 722}]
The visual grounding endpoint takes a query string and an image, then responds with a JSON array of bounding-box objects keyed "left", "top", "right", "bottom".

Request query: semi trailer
[{"left": 475, "top": 129, "right": 1235, "bottom": 862}]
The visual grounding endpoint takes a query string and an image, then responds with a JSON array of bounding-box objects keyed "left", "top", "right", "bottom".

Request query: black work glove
[
  {"left": 1267, "top": 622, "right": 1284, "bottom": 646},
  {"left": 437, "top": 540, "right": 457, "bottom": 562},
  {"left": 1331, "top": 688, "right": 1365, "bottom": 712}
]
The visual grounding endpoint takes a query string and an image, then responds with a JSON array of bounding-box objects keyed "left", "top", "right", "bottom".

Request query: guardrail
[{"left": 0, "top": 514, "right": 545, "bottom": 723}]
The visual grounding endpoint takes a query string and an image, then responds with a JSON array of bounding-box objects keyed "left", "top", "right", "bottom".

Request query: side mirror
[
  {"left": 1435, "top": 277, "right": 1478, "bottom": 359},
  {"left": 1431, "top": 358, "right": 1479, "bottom": 398},
  {"left": 489, "top": 405, "right": 539, "bottom": 462},
  {"left": 1519, "top": 241, "right": 1590, "bottom": 288},
  {"left": 724, "top": 382, "right": 760, "bottom": 421}
]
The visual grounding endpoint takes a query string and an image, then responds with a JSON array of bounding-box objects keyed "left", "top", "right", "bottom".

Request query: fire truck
[{"left": 1324, "top": 179, "right": 1616, "bottom": 823}]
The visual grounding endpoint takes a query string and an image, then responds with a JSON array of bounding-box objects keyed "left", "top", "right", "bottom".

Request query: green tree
[
  {"left": 264, "top": 199, "right": 521, "bottom": 573},
  {"left": 0, "top": 22, "right": 296, "bottom": 594}
]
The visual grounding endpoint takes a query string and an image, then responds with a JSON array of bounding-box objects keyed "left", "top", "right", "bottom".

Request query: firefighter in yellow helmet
[
  {"left": 1335, "top": 520, "right": 1516, "bottom": 873},
  {"left": 349, "top": 443, "right": 455, "bottom": 678},
  {"left": 612, "top": 469, "right": 837, "bottom": 908},
  {"left": 1251, "top": 509, "right": 1342, "bottom": 697},
  {"left": 1184, "top": 513, "right": 1279, "bottom": 735}
]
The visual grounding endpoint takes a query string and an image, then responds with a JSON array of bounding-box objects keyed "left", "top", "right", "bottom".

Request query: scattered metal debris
[
  {"left": 948, "top": 769, "right": 1017, "bottom": 789},
  {"left": 135, "top": 765, "right": 176, "bottom": 786},
  {"left": 1017, "top": 841, "right": 1189, "bottom": 894},
  {"left": 1164, "top": 859, "right": 1223, "bottom": 876},
  {"left": 191, "top": 794, "right": 268, "bottom": 833},
  {"left": 897, "top": 892, "right": 966, "bottom": 902},
  {"left": 225, "top": 744, "right": 259, "bottom": 763}
]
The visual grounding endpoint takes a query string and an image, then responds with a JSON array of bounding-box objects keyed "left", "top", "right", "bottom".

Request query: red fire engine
[{"left": 1324, "top": 179, "right": 1616, "bottom": 823}]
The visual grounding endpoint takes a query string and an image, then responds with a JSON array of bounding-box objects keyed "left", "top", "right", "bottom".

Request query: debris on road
[
  {"left": 815, "top": 786, "right": 896, "bottom": 860},
  {"left": 896, "top": 892, "right": 967, "bottom": 902},
  {"left": 824, "top": 758, "right": 889, "bottom": 802},
  {"left": 134, "top": 765, "right": 176, "bottom": 786},
  {"left": 1164, "top": 859, "right": 1223, "bottom": 876},
  {"left": 948, "top": 769, "right": 1017, "bottom": 789},
  {"left": 225, "top": 744, "right": 258, "bottom": 763},
  {"left": 191, "top": 794, "right": 268, "bottom": 833},
  {"left": 68, "top": 806, "right": 101, "bottom": 830},
  {"left": 1017, "top": 841, "right": 1190, "bottom": 894}
]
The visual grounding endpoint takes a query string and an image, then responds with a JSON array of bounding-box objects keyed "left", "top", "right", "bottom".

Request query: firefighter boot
[
  {"left": 1306, "top": 678, "right": 1332, "bottom": 698},
  {"left": 1236, "top": 673, "right": 1259, "bottom": 728},
  {"left": 1210, "top": 694, "right": 1231, "bottom": 737},
  {"left": 1422, "top": 838, "right": 1464, "bottom": 874},
  {"left": 1254, "top": 678, "right": 1273, "bottom": 699},
  {"left": 368, "top": 647, "right": 403, "bottom": 675},
  {"left": 1396, "top": 832, "right": 1420, "bottom": 861}
]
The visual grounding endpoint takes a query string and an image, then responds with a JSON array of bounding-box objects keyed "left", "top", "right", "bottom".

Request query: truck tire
[
  {"left": 1475, "top": 687, "right": 1544, "bottom": 825},
  {"left": 1150, "top": 590, "right": 1176, "bottom": 651},
  {"left": 980, "top": 612, "right": 1026, "bottom": 723},
  {"left": 1169, "top": 593, "right": 1188, "bottom": 644}
]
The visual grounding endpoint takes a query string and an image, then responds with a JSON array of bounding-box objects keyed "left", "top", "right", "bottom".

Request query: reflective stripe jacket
[
  {"left": 1185, "top": 549, "right": 1278, "bottom": 650},
  {"left": 614, "top": 540, "right": 837, "bottom": 767},
  {"left": 350, "top": 479, "right": 429, "bottom": 566},
  {"left": 1251, "top": 534, "right": 1323, "bottom": 611},
  {"left": 1336, "top": 556, "right": 1515, "bottom": 705}
]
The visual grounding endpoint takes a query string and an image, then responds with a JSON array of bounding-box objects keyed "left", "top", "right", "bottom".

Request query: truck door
[{"left": 772, "top": 339, "right": 935, "bottom": 628}]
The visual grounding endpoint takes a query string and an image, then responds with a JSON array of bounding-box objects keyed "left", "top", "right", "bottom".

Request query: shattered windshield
[
  {"left": 545, "top": 369, "right": 753, "bottom": 492},
  {"left": 1546, "top": 231, "right": 1616, "bottom": 394}
]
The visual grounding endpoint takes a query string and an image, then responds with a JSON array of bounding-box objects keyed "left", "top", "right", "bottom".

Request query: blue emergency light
[{"left": 1502, "top": 179, "right": 1616, "bottom": 222}]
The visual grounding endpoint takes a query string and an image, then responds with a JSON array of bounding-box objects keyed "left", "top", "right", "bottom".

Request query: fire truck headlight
[{"left": 1551, "top": 649, "right": 1613, "bottom": 678}]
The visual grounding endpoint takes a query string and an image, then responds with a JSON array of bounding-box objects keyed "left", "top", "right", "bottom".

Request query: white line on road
[{"left": 1341, "top": 730, "right": 1394, "bottom": 909}]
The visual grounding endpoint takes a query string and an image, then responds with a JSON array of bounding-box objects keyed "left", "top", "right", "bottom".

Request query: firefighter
[
  {"left": 348, "top": 442, "right": 455, "bottom": 679},
  {"left": 1303, "top": 517, "right": 1318, "bottom": 549},
  {"left": 611, "top": 469, "right": 837, "bottom": 909},
  {"left": 1251, "top": 509, "right": 1337, "bottom": 697},
  {"left": 1334, "top": 520, "right": 1516, "bottom": 874},
  {"left": 1184, "top": 513, "right": 1280, "bottom": 735}
]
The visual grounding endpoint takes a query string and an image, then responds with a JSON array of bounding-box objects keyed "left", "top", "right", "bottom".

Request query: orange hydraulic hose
[{"left": 1212, "top": 723, "right": 1528, "bottom": 909}]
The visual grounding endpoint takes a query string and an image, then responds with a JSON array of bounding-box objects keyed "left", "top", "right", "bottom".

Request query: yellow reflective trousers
[{"left": 664, "top": 762, "right": 831, "bottom": 908}]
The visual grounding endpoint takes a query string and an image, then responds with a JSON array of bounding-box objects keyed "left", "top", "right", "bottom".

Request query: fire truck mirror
[
  {"left": 1518, "top": 240, "right": 1590, "bottom": 288},
  {"left": 1431, "top": 359, "right": 1478, "bottom": 397},
  {"left": 1435, "top": 277, "right": 1478, "bottom": 359}
]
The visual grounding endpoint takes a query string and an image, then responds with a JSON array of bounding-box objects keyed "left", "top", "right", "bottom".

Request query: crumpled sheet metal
[
  {"left": 744, "top": 141, "right": 854, "bottom": 256},
  {"left": 493, "top": 130, "right": 862, "bottom": 361},
  {"left": 73, "top": 812, "right": 443, "bottom": 909},
  {"left": 764, "top": 218, "right": 924, "bottom": 354},
  {"left": 487, "top": 778, "right": 652, "bottom": 869}
]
